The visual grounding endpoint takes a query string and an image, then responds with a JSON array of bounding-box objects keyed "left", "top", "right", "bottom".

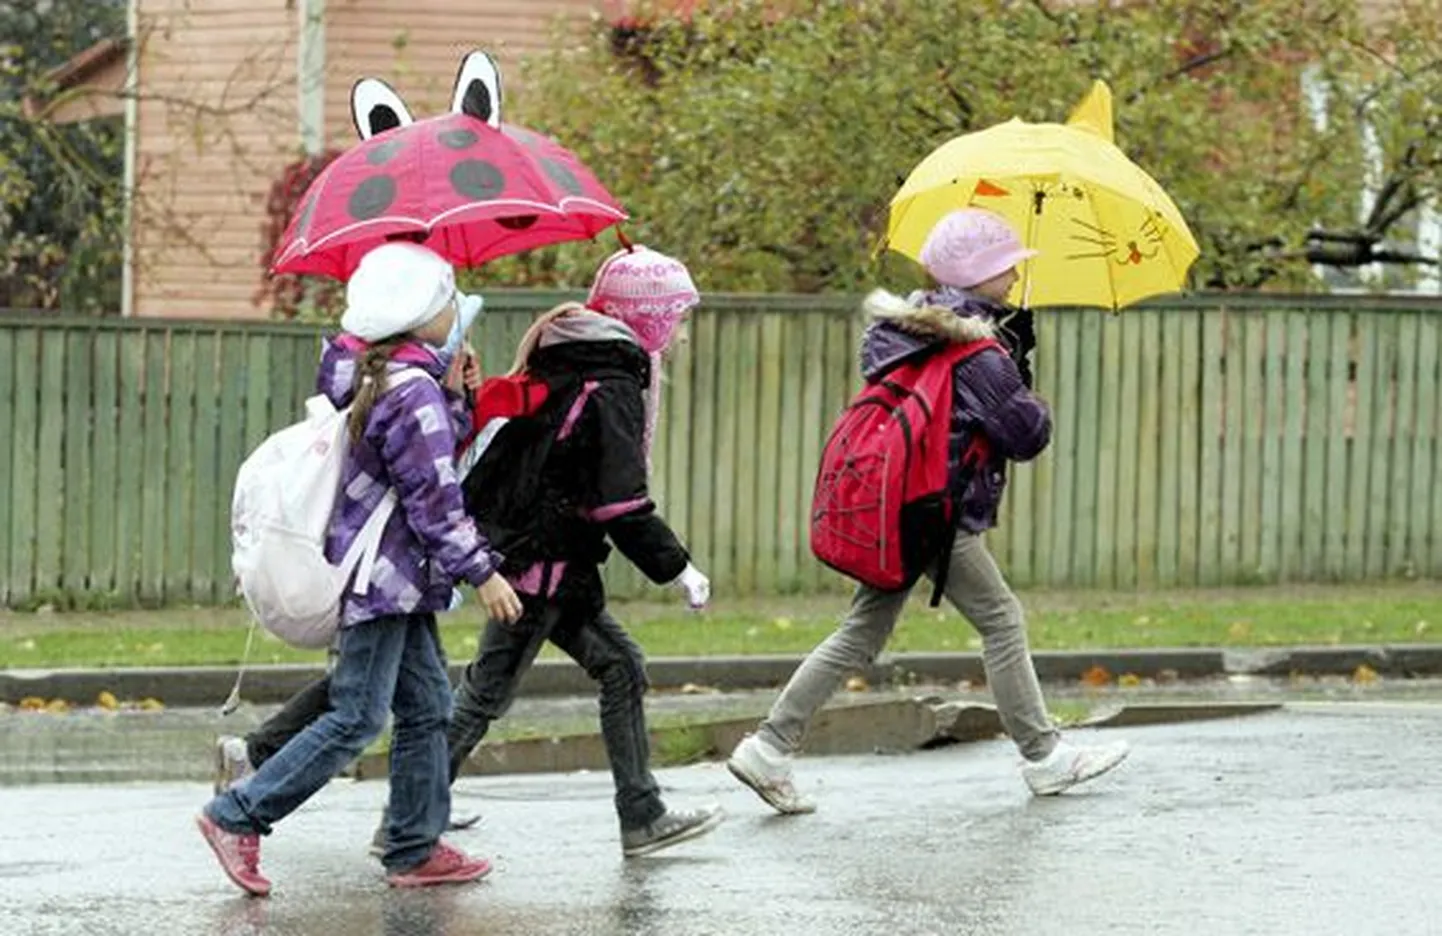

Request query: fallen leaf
[
  {"left": 1351, "top": 664, "right": 1378, "bottom": 685},
  {"left": 1227, "top": 620, "right": 1251, "bottom": 640},
  {"left": 18, "top": 696, "right": 46, "bottom": 711},
  {"left": 744, "top": 626, "right": 760, "bottom": 637},
  {"left": 844, "top": 676, "right": 869, "bottom": 692},
  {"left": 96, "top": 691, "right": 119, "bottom": 711},
  {"left": 678, "top": 682, "right": 717, "bottom": 695},
  {"left": 45, "top": 699, "right": 70, "bottom": 714},
  {"left": 1155, "top": 669, "right": 1180, "bottom": 684},
  {"left": 138, "top": 697, "right": 165, "bottom": 711},
  {"left": 1132, "top": 615, "right": 1151, "bottom": 626},
  {"left": 1416, "top": 620, "right": 1430, "bottom": 637},
  {"left": 1080, "top": 665, "right": 1112, "bottom": 688},
  {"left": 1118, "top": 673, "right": 1142, "bottom": 688},
  {"left": 16, "top": 638, "right": 35, "bottom": 651},
  {"left": 772, "top": 617, "right": 793, "bottom": 631},
  {"left": 36, "top": 604, "right": 55, "bottom": 615},
  {"left": 145, "top": 642, "right": 165, "bottom": 654}
]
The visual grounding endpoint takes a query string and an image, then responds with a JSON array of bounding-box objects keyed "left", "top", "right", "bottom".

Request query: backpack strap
[
  {"left": 923, "top": 338, "right": 1004, "bottom": 608},
  {"left": 348, "top": 367, "right": 435, "bottom": 596}
]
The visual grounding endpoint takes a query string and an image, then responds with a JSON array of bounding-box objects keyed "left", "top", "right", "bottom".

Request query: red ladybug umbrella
[{"left": 271, "top": 112, "right": 627, "bottom": 279}]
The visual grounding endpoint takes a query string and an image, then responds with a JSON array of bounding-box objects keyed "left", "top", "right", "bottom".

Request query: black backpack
[{"left": 460, "top": 374, "right": 607, "bottom": 580}]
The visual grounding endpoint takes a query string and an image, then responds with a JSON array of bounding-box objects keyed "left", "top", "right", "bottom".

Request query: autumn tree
[
  {"left": 493, "top": 0, "right": 1442, "bottom": 294},
  {"left": 0, "top": 0, "right": 126, "bottom": 312}
]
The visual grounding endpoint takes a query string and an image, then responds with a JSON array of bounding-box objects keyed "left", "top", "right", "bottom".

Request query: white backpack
[{"left": 230, "top": 368, "right": 430, "bottom": 649}]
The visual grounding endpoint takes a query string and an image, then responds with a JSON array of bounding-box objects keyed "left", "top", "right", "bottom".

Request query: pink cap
[
  {"left": 918, "top": 209, "right": 1037, "bottom": 289},
  {"left": 586, "top": 245, "right": 700, "bottom": 354}
]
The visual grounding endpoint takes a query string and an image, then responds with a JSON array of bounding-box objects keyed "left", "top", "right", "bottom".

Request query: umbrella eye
[
  {"left": 451, "top": 51, "right": 504, "bottom": 129},
  {"left": 351, "top": 77, "right": 414, "bottom": 141},
  {"left": 369, "top": 106, "right": 402, "bottom": 135}
]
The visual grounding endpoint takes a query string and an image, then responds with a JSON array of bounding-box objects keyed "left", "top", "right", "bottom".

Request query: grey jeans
[{"left": 758, "top": 533, "right": 1060, "bottom": 761}]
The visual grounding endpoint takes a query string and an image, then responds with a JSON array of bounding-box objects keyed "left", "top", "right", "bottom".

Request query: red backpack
[{"left": 810, "top": 338, "right": 1001, "bottom": 604}]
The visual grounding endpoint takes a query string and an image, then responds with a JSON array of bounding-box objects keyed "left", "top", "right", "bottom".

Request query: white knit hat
[
  {"left": 586, "top": 245, "right": 699, "bottom": 354},
  {"left": 341, "top": 242, "right": 456, "bottom": 342}
]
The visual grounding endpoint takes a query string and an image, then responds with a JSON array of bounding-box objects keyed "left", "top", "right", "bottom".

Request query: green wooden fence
[{"left": 0, "top": 293, "right": 1438, "bottom": 608}]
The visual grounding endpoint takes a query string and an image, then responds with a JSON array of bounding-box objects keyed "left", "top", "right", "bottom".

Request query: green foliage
[
  {"left": 1, "top": 0, "right": 126, "bottom": 312},
  {"left": 495, "top": 0, "right": 1442, "bottom": 293}
]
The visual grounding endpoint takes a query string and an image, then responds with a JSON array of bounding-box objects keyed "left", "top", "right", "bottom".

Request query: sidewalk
[{"left": 4, "top": 643, "right": 1442, "bottom": 707}]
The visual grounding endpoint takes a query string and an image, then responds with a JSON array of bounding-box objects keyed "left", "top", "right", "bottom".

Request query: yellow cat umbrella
[{"left": 884, "top": 82, "right": 1199, "bottom": 310}]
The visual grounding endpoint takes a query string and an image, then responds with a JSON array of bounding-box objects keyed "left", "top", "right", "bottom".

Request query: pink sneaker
[
  {"left": 386, "top": 841, "right": 493, "bottom": 888},
  {"left": 195, "top": 813, "right": 271, "bottom": 897}
]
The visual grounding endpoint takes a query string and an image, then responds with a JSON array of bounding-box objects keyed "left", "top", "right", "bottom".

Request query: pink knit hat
[
  {"left": 919, "top": 209, "right": 1038, "bottom": 289},
  {"left": 586, "top": 245, "right": 700, "bottom": 355}
]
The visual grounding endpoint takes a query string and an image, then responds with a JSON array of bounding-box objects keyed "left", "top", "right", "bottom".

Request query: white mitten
[{"left": 674, "top": 563, "right": 711, "bottom": 610}]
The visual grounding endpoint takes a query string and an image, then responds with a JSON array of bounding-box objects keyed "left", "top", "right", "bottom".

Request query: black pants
[
  {"left": 448, "top": 600, "right": 665, "bottom": 830},
  {"left": 245, "top": 673, "right": 333, "bottom": 768}
]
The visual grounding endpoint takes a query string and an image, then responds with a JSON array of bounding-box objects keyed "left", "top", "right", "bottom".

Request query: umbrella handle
[{"left": 616, "top": 227, "right": 636, "bottom": 253}]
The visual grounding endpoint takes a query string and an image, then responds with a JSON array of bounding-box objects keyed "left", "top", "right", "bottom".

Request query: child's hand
[
  {"left": 478, "top": 574, "right": 523, "bottom": 625},
  {"left": 461, "top": 346, "right": 482, "bottom": 391}
]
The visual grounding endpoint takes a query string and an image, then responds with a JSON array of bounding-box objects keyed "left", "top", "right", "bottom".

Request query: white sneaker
[
  {"left": 212, "top": 736, "right": 254, "bottom": 795},
  {"left": 727, "top": 734, "right": 816, "bottom": 815},
  {"left": 1021, "top": 738, "right": 1130, "bottom": 796}
]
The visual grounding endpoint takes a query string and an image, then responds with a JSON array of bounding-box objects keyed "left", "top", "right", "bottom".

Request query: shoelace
[
  {"left": 237, "top": 835, "right": 261, "bottom": 873},
  {"left": 427, "top": 842, "right": 467, "bottom": 871}
]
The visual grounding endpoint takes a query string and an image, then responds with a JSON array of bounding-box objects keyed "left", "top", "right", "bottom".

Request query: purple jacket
[
  {"left": 317, "top": 336, "right": 501, "bottom": 627},
  {"left": 859, "top": 290, "right": 1052, "bottom": 533}
]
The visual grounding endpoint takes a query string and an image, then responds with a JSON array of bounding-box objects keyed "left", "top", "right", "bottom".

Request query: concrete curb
[
  {"left": 352, "top": 698, "right": 1282, "bottom": 780},
  {"left": 4, "top": 644, "right": 1442, "bottom": 706}
]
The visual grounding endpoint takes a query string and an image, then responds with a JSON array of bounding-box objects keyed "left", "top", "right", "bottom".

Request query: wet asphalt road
[{"left": 2, "top": 704, "right": 1439, "bottom": 936}]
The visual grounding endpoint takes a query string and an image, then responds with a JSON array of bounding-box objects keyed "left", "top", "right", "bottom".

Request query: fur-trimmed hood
[{"left": 859, "top": 288, "right": 997, "bottom": 381}]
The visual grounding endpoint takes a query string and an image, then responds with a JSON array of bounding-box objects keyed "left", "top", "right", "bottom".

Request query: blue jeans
[{"left": 205, "top": 612, "right": 452, "bottom": 873}]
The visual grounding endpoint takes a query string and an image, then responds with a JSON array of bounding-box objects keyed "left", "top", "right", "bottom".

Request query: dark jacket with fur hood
[{"left": 859, "top": 289, "right": 1052, "bottom": 533}]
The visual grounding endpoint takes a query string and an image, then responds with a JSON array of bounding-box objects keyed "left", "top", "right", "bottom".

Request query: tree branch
[{"left": 1125, "top": 46, "right": 1237, "bottom": 105}]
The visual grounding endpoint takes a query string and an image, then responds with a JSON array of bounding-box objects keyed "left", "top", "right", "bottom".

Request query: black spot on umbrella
[
  {"left": 450, "top": 160, "right": 506, "bottom": 199},
  {"left": 496, "top": 215, "right": 539, "bottom": 231},
  {"left": 503, "top": 126, "right": 544, "bottom": 152},
  {"left": 542, "top": 158, "right": 584, "bottom": 196},
  {"left": 439, "top": 128, "right": 479, "bottom": 150},
  {"left": 365, "top": 138, "right": 405, "bottom": 166},
  {"left": 348, "top": 176, "right": 397, "bottom": 220}
]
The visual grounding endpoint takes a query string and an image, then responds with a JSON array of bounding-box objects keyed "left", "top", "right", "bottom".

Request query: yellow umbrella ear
[{"left": 1066, "top": 80, "right": 1115, "bottom": 144}]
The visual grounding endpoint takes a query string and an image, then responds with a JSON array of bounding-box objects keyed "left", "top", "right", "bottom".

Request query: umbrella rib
[{"left": 1088, "top": 188, "right": 1124, "bottom": 312}]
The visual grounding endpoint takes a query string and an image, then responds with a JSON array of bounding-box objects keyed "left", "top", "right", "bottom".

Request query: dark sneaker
[
  {"left": 386, "top": 841, "right": 492, "bottom": 888},
  {"left": 621, "top": 804, "right": 724, "bottom": 858},
  {"left": 196, "top": 813, "right": 271, "bottom": 897}
]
